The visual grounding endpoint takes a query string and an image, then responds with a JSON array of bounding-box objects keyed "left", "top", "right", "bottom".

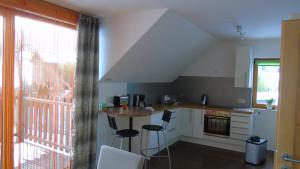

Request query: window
[{"left": 252, "top": 59, "right": 280, "bottom": 108}]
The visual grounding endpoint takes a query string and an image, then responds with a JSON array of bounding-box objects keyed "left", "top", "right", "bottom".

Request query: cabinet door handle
[
  {"left": 189, "top": 111, "right": 192, "bottom": 123},
  {"left": 200, "top": 112, "right": 203, "bottom": 124}
]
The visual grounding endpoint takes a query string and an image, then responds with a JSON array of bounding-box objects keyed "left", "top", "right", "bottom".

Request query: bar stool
[
  {"left": 107, "top": 114, "right": 140, "bottom": 150},
  {"left": 140, "top": 110, "right": 172, "bottom": 169}
]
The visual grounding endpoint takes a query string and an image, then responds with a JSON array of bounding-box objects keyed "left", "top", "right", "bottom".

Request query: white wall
[
  {"left": 97, "top": 82, "right": 129, "bottom": 157},
  {"left": 250, "top": 38, "right": 281, "bottom": 58},
  {"left": 99, "top": 9, "right": 167, "bottom": 80},
  {"left": 243, "top": 39, "right": 279, "bottom": 151},
  {"left": 253, "top": 109, "right": 277, "bottom": 151},
  {"left": 182, "top": 38, "right": 281, "bottom": 77},
  {"left": 98, "top": 82, "right": 127, "bottom": 106}
]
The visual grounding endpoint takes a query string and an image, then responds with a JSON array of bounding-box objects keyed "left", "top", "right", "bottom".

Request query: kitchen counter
[
  {"left": 99, "top": 103, "right": 254, "bottom": 154},
  {"left": 100, "top": 103, "right": 254, "bottom": 115},
  {"left": 151, "top": 103, "right": 254, "bottom": 114},
  {"left": 102, "top": 106, "right": 152, "bottom": 117}
]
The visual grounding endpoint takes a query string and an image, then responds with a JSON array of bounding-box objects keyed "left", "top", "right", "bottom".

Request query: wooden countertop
[
  {"left": 151, "top": 103, "right": 254, "bottom": 115},
  {"left": 101, "top": 103, "right": 254, "bottom": 116},
  {"left": 102, "top": 106, "right": 152, "bottom": 117}
]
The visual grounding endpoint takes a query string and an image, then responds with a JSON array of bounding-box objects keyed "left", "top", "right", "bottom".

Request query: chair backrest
[
  {"left": 162, "top": 110, "right": 172, "bottom": 123},
  {"left": 107, "top": 114, "right": 118, "bottom": 130},
  {"left": 97, "top": 145, "right": 144, "bottom": 169}
]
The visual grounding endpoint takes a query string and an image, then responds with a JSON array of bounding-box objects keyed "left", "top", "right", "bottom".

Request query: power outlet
[{"left": 237, "top": 98, "right": 246, "bottom": 104}]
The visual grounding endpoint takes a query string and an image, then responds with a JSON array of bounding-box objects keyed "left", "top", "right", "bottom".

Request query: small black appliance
[
  {"left": 201, "top": 94, "right": 208, "bottom": 105},
  {"left": 113, "top": 95, "right": 129, "bottom": 107},
  {"left": 133, "top": 94, "right": 146, "bottom": 107}
]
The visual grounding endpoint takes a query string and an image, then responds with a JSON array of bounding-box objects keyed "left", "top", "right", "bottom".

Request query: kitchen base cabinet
[
  {"left": 134, "top": 109, "right": 181, "bottom": 156},
  {"left": 165, "top": 109, "right": 180, "bottom": 142},
  {"left": 229, "top": 112, "right": 253, "bottom": 150},
  {"left": 132, "top": 108, "right": 254, "bottom": 155},
  {"left": 181, "top": 110, "right": 253, "bottom": 152},
  {"left": 192, "top": 109, "right": 205, "bottom": 138},
  {"left": 180, "top": 108, "right": 193, "bottom": 137},
  {"left": 148, "top": 112, "right": 164, "bottom": 149},
  {"left": 180, "top": 108, "right": 205, "bottom": 139}
]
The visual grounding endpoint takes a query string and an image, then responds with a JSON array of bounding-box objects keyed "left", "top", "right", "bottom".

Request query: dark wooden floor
[{"left": 147, "top": 141, "right": 274, "bottom": 169}]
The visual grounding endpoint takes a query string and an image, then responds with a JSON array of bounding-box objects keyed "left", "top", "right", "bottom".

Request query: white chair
[{"left": 97, "top": 145, "right": 144, "bottom": 169}]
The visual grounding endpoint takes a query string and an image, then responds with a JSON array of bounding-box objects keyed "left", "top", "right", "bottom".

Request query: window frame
[
  {"left": 252, "top": 58, "right": 280, "bottom": 109},
  {"left": 0, "top": 0, "right": 79, "bottom": 28}
]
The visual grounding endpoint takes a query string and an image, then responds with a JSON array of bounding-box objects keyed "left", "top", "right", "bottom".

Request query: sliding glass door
[
  {"left": 0, "top": 15, "right": 3, "bottom": 169},
  {"left": 13, "top": 16, "right": 77, "bottom": 169},
  {"left": 0, "top": 6, "right": 77, "bottom": 169}
]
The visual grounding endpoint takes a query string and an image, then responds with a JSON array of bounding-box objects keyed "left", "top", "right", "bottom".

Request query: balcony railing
[{"left": 21, "top": 97, "right": 74, "bottom": 155}]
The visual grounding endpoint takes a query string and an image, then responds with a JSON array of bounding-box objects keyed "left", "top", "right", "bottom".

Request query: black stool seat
[
  {"left": 116, "top": 129, "right": 139, "bottom": 138},
  {"left": 142, "top": 124, "right": 163, "bottom": 131}
]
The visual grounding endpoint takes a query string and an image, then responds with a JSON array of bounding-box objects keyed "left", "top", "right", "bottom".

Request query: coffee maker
[{"left": 133, "top": 94, "right": 146, "bottom": 108}]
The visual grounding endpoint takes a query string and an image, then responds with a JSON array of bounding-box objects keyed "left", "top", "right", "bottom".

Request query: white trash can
[{"left": 245, "top": 138, "right": 268, "bottom": 165}]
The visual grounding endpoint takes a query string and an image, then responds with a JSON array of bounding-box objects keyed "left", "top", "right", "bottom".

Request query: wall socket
[{"left": 237, "top": 98, "right": 246, "bottom": 104}]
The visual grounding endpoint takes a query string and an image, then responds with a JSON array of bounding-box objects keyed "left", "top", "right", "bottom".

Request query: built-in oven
[{"left": 204, "top": 110, "right": 231, "bottom": 137}]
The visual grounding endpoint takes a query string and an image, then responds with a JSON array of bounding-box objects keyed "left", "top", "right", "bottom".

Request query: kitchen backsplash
[
  {"left": 172, "top": 76, "right": 252, "bottom": 108},
  {"left": 127, "top": 82, "right": 174, "bottom": 105},
  {"left": 128, "top": 76, "right": 252, "bottom": 108}
]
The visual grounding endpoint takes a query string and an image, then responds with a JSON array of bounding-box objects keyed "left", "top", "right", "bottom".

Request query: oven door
[{"left": 204, "top": 115, "right": 230, "bottom": 137}]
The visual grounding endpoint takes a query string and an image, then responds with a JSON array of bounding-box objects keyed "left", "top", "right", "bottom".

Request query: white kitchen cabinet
[
  {"left": 165, "top": 109, "right": 180, "bottom": 142},
  {"left": 134, "top": 108, "right": 255, "bottom": 154},
  {"left": 230, "top": 112, "right": 253, "bottom": 147},
  {"left": 181, "top": 108, "right": 193, "bottom": 137},
  {"left": 181, "top": 108, "right": 205, "bottom": 138},
  {"left": 148, "top": 112, "right": 164, "bottom": 149},
  {"left": 192, "top": 109, "right": 205, "bottom": 138},
  {"left": 234, "top": 46, "right": 253, "bottom": 88},
  {"left": 143, "top": 109, "right": 181, "bottom": 155}
]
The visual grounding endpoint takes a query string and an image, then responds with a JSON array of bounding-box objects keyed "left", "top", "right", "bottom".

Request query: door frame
[{"left": 1, "top": 7, "right": 15, "bottom": 169}]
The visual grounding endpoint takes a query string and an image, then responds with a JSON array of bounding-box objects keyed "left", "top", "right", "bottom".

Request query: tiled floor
[{"left": 147, "top": 141, "right": 274, "bottom": 169}]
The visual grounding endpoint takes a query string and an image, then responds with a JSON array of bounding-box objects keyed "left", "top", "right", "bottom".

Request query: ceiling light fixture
[{"left": 236, "top": 25, "right": 246, "bottom": 40}]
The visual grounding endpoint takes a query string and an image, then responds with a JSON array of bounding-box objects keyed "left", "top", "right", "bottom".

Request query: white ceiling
[{"left": 47, "top": 0, "right": 300, "bottom": 39}]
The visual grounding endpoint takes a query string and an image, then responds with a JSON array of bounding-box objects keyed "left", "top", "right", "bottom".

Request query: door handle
[{"left": 282, "top": 154, "right": 300, "bottom": 164}]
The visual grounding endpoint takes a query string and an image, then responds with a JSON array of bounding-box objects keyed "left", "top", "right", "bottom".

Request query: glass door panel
[
  {"left": 14, "top": 16, "right": 76, "bottom": 169},
  {"left": 0, "top": 15, "right": 3, "bottom": 169}
]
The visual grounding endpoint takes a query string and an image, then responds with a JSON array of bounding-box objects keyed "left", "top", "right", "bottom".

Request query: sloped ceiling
[
  {"left": 101, "top": 10, "right": 217, "bottom": 82},
  {"left": 99, "top": 9, "right": 168, "bottom": 79}
]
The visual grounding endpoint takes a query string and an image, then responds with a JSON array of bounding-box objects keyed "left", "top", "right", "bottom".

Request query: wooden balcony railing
[{"left": 21, "top": 97, "right": 74, "bottom": 155}]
